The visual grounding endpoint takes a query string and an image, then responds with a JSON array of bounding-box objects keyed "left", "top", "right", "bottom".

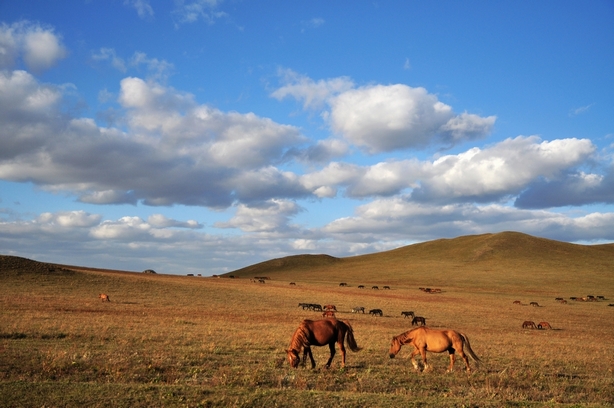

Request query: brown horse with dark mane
[
  {"left": 99, "top": 293, "right": 110, "bottom": 302},
  {"left": 389, "top": 327, "right": 480, "bottom": 372},
  {"left": 286, "top": 318, "right": 361, "bottom": 369}
]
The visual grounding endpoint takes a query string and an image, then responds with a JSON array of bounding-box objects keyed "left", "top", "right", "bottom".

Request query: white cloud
[
  {"left": 148, "top": 214, "right": 202, "bottom": 229},
  {"left": 271, "top": 69, "right": 354, "bottom": 110},
  {"left": 91, "top": 48, "right": 127, "bottom": 72},
  {"left": 272, "top": 71, "right": 496, "bottom": 153},
  {"left": 413, "top": 136, "right": 595, "bottom": 202},
  {"left": 215, "top": 199, "right": 302, "bottom": 233},
  {"left": 0, "top": 22, "right": 67, "bottom": 73},
  {"left": 38, "top": 211, "right": 102, "bottom": 228},
  {"left": 124, "top": 0, "right": 154, "bottom": 19},
  {"left": 173, "top": 0, "right": 227, "bottom": 25}
]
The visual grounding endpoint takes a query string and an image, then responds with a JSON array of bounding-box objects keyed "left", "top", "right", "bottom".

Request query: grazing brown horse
[
  {"left": 401, "top": 311, "right": 415, "bottom": 319},
  {"left": 529, "top": 302, "right": 539, "bottom": 307},
  {"left": 389, "top": 327, "right": 480, "bottom": 372},
  {"left": 522, "top": 321, "right": 537, "bottom": 329},
  {"left": 322, "top": 310, "right": 336, "bottom": 318},
  {"left": 513, "top": 300, "right": 522, "bottom": 305},
  {"left": 323, "top": 304, "right": 337, "bottom": 311},
  {"left": 98, "top": 293, "right": 110, "bottom": 302},
  {"left": 537, "top": 321, "right": 552, "bottom": 329},
  {"left": 286, "top": 319, "right": 361, "bottom": 369},
  {"left": 411, "top": 316, "right": 426, "bottom": 326},
  {"left": 369, "top": 309, "right": 383, "bottom": 317}
]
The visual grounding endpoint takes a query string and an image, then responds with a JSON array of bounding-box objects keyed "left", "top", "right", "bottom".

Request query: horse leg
[
  {"left": 338, "top": 339, "right": 347, "bottom": 368},
  {"left": 419, "top": 347, "right": 430, "bottom": 372},
  {"left": 446, "top": 352, "right": 456, "bottom": 372},
  {"left": 325, "top": 343, "right": 336, "bottom": 368},
  {"left": 409, "top": 348, "right": 421, "bottom": 371},
  {"left": 457, "top": 349, "right": 471, "bottom": 372},
  {"left": 303, "top": 347, "right": 316, "bottom": 369}
]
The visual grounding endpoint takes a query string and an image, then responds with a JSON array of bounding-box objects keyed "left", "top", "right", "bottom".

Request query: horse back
[{"left": 303, "top": 318, "right": 344, "bottom": 346}]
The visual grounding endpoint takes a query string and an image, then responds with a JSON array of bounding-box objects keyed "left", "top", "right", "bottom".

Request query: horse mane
[
  {"left": 393, "top": 330, "right": 413, "bottom": 345},
  {"left": 289, "top": 321, "right": 311, "bottom": 352}
]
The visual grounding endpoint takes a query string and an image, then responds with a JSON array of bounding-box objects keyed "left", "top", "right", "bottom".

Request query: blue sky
[{"left": 1, "top": 1, "right": 613, "bottom": 275}]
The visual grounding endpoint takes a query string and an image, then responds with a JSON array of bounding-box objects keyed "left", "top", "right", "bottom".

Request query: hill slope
[{"left": 227, "top": 232, "right": 614, "bottom": 293}]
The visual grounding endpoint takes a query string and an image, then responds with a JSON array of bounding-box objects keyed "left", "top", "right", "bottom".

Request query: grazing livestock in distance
[
  {"left": 323, "top": 305, "right": 337, "bottom": 311},
  {"left": 286, "top": 319, "right": 361, "bottom": 369},
  {"left": 322, "top": 310, "right": 336, "bottom": 318},
  {"left": 513, "top": 300, "right": 522, "bottom": 305},
  {"left": 411, "top": 316, "right": 426, "bottom": 326},
  {"left": 358, "top": 285, "right": 365, "bottom": 289},
  {"left": 372, "top": 286, "right": 379, "bottom": 290},
  {"left": 383, "top": 286, "right": 391, "bottom": 290},
  {"left": 389, "top": 327, "right": 481, "bottom": 372},
  {"left": 401, "top": 311, "right": 415, "bottom": 319},
  {"left": 351, "top": 306, "right": 365, "bottom": 313},
  {"left": 529, "top": 302, "right": 539, "bottom": 307},
  {"left": 339, "top": 282, "right": 348, "bottom": 287},
  {"left": 537, "top": 321, "right": 552, "bottom": 329},
  {"left": 98, "top": 293, "right": 110, "bottom": 302},
  {"left": 369, "top": 309, "right": 383, "bottom": 317},
  {"left": 522, "top": 321, "right": 537, "bottom": 329},
  {"left": 289, "top": 282, "right": 296, "bottom": 286}
]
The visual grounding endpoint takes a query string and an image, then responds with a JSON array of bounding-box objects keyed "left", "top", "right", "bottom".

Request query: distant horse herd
[
  {"left": 97, "top": 276, "right": 610, "bottom": 372},
  {"left": 513, "top": 294, "right": 608, "bottom": 330}
]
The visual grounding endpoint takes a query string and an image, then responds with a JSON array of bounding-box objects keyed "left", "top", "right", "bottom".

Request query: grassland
[{"left": 1, "top": 232, "right": 613, "bottom": 407}]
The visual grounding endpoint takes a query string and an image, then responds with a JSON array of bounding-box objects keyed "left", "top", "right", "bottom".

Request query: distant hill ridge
[{"left": 224, "top": 232, "right": 614, "bottom": 291}]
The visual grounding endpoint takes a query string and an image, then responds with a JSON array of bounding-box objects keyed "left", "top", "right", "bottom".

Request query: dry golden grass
[{"left": 1, "top": 232, "right": 613, "bottom": 407}]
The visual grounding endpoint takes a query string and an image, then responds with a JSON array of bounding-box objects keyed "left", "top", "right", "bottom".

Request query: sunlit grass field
[{"left": 1, "top": 233, "right": 613, "bottom": 407}]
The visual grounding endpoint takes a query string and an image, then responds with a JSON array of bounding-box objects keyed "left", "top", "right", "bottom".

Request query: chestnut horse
[
  {"left": 389, "top": 327, "right": 480, "bottom": 372},
  {"left": 286, "top": 318, "right": 361, "bottom": 369},
  {"left": 99, "top": 293, "right": 110, "bottom": 302}
]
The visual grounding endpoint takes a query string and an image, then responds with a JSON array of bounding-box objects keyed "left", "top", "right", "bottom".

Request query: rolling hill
[{"left": 226, "top": 231, "right": 614, "bottom": 293}]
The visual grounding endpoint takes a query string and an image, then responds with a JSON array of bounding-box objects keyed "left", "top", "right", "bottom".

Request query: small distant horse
[
  {"left": 412, "top": 316, "right": 426, "bottom": 326},
  {"left": 372, "top": 286, "right": 379, "bottom": 290},
  {"left": 286, "top": 319, "right": 361, "bottom": 369},
  {"left": 383, "top": 286, "right": 391, "bottom": 290},
  {"left": 558, "top": 299, "right": 567, "bottom": 304},
  {"left": 289, "top": 282, "right": 296, "bottom": 286},
  {"left": 339, "top": 282, "right": 348, "bottom": 287},
  {"left": 322, "top": 310, "right": 336, "bottom": 318},
  {"left": 369, "top": 309, "right": 383, "bottom": 317},
  {"left": 323, "top": 304, "right": 337, "bottom": 311},
  {"left": 358, "top": 285, "right": 365, "bottom": 289},
  {"left": 98, "top": 293, "right": 110, "bottom": 302},
  {"left": 513, "top": 300, "right": 522, "bottom": 305},
  {"left": 537, "top": 321, "right": 552, "bottom": 330},
  {"left": 529, "top": 302, "right": 539, "bottom": 307},
  {"left": 401, "top": 311, "right": 415, "bottom": 319},
  {"left": 389, "top": 327, "right": 480, "bottom": 372},
  {"left": 522, "top": 321, "right": 537, "bottom": 329},
  {"left": 351, "top": 307, "right": 365, "bottom": 314}
]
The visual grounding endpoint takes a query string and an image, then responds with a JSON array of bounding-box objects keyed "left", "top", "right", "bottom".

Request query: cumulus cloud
[
  {"left": 411, "top": 136, "right": 595, "bottom": 203},
  {"left": 321, "top": 198, "right": 614, "bottom": 244},
  {"left": 147, "top": 214, "right": 202, "bottom": 229},
  {"left": 271, "top": 69, "right": 354, "bottom": 110},
  {"left": 272, "top": 70, "right": 496, "bottom": 153},
  {"left": 215, "top": 199, "right": 303, "bottom": 233},
  {"left": 515, "top": 168, "right": 614, "bottom": 209},
  {"left": 0, "top": 72, "right": 308, "bottom": 209},
  {"left": 0, "top": 21, "right": 67, "bottom": 72}
]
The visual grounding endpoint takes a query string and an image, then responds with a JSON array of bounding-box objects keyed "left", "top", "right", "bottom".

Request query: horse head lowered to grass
[
  {"left": 389, "top": 326, "right": 480, "bottom": 372},
  {"left": 286, "top": 318, "right": 361, "bottom": 369}
]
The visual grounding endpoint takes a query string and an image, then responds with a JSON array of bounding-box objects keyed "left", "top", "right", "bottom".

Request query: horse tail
[
  {"left": 343, "top": 321, "right": 362, "bottom": 352},
  {"left": 459, "top": 332, "right": 481, "bottom": 364}
]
